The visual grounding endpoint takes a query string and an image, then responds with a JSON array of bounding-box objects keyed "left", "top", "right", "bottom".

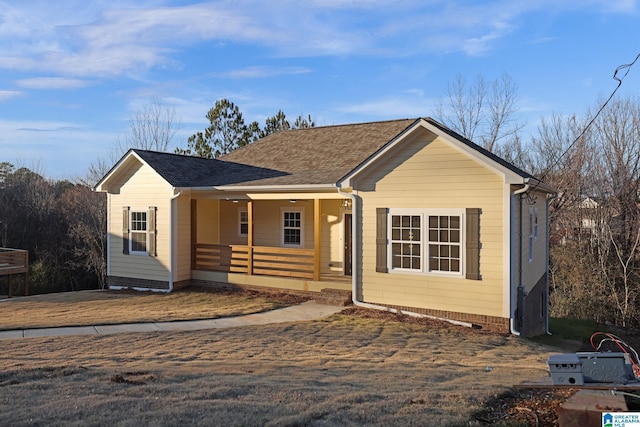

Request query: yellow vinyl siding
[
  {"left": 358, "top": 136, "right": 506, "bottom": 317},
  {"left": 196, "top": 199, "right": 220, "bottom": 244},
  {"left": 108, "top": 160, "right": 172, "bottom": 283},
  {"left": 219, "top": 200, "right": 247, "bottom": 245},
  {"left": 249, "top": 200, "right": 315, "bottom": 249}
]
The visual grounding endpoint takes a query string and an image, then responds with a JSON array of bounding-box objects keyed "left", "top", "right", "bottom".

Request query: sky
[{"left": 1, "top": 0, "right": 639, "bottom": 180}]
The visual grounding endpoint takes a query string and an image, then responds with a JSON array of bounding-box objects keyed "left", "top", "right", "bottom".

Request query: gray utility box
[
  {"left": 548, "top": 353, "right": 584, "bottom": 385},
  {"left": 576, "top": 352, "right": 635, "bottom": 384}
]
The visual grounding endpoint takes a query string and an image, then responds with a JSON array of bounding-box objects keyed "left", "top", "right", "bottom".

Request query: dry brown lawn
[
  {"left": 0, "top": 288, "right": 299, "bottom": 330},
  {"left": 0, "top": 289, "right": 560, "bottom": 426}
]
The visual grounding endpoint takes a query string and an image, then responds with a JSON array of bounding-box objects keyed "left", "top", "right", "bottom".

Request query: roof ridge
[
  {"left": 282, "top": 117, "right": 417, "bottom": 132},
  {"left": 219, "top": 117, "right": 419, "bottom": 160}
]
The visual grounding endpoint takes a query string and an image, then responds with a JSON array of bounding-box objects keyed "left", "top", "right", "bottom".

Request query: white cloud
[
  {"left": 0, "top": 90, "right": 22, "bottom": 101},
  {"left": 337, "top": 93, "right": 436, "bottom": 118},
  {"left": 15, "top": 77, "right": 90, "bottom": 90},
  {"left": 0, "top": 118, "right": 117, "bottom": 179},
  {"left": 219, "top": 66, "right": 312, "bottom": 79},
  {"left": 0, "top": 1, "right": 635, "bottom": 79}
]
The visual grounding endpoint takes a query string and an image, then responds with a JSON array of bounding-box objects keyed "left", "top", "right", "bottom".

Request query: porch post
[
  {"left": 191, "top": 199, "right": 197, "bottom": 270},
  {"left": 247, "top": 200, "right": 254, "bottom": 275},
  {"left": 314, "top": 198, "right": 321, "bottom": 281}
]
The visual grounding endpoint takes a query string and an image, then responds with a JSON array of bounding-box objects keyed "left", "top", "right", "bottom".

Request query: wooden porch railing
[
  {"left": 193, "top": 244, "right": 316, "bottom": 280},
  {"left": 0, "top": 247, "right": 29, "bottom": 297}
]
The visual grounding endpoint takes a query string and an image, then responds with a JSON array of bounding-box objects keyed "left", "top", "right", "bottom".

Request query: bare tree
[
  {"left": 435, "top": 73, "right": 523, "bottom": 152},
  {"left": 590, "top": 97, "right": 640, "bottom": 326},
  {"left": 86, "top": 98, "right": 179, "bottom": 185},
  {"left": 119, "top": 98, "right": 179, "bottom": 152}
]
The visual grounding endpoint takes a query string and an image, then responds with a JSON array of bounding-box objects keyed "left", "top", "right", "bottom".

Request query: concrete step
[{"left": 315, "top": 288, "right": 352, "bottom": 306}]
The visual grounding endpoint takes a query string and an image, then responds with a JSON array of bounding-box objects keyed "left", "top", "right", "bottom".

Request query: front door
[{"left": 344, "top": 213, "right": 352, "bottom": 276}]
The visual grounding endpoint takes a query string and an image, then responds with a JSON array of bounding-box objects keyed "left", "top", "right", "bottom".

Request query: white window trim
[
  {"left": 528, "top": 207, "right": 538, "bottom": 264},
  {"left": 238, "top": 208, "right": 248, "bottom": 237},
  {"left": 281, "top": 207, "right": 304, "bottom": 248},
  {"left": 129, "top": 208, "right": 150, "bottom": 255},
  {"left": 387, "top": 208, "right": 464, "bottom": 278}
]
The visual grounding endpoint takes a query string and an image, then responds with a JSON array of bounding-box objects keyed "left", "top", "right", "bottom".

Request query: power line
[{"left": 538, "top": 52, "right": 640, "bottom": 183}]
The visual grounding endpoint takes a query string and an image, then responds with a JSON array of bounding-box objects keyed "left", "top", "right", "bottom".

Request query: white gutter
[
  {"left": 336, "top": 184, "right": 479, "bottom": 330},
  {"left": 212, "top": 183, "right": 337, "bottom": 192},
  {"left": 510, "top": 182, "right": 530, "bottom": 336},
  {"left": 168, "top": 188, "right": 182, "bottom": 293}
]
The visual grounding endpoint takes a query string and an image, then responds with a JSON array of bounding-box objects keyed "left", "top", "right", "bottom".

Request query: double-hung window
[
  {"left": 238, "top": 209, "right": 248, "bottom": 237},
  {"left": 122, "top": 206, "right": 157, "bottom": 256},
  {"left": 130, "top": 211, "right": 148, "bottom": 253},
  {"left": 528, "top": 207, "right": 538, "bottom": 263},
  {"left": 391, "top": 214, "right": 422, "bottom": 270},
  {"left": 388, "top": 209, "right": 464, "bottom": 276},
  {"left": 281, "top": 208, "right": 303, "bottom": 247},
  {"left": 428, "top": 214, "right": 461, "bottom": 273}
]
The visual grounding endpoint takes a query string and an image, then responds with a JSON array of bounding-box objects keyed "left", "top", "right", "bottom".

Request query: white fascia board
[
  {"left": 339, "top": 119, "right": 423, "bottom": 188},
  {"left": 523, "top": 177, "right": 557, "bottom": 195},
  {"left": 93, "top": 151, "right": 138, "bottom": 192},
  {"left": 93, "top": 150, "right": 172, "bottom": 192},
  {"left": 418, "top": 120, "right": 526, "bottom": 185},
  {"left": 340, "top": 118, "right": 543, "bottom": 189}
]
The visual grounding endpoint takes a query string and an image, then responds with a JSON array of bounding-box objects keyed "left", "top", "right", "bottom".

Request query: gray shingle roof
[
  {"left": 219, "top": 118, "right": 418, "bottom": 186},
  {"left": 132, "top": 150, "right": 288, "bottom": 188},
  {"left": 126, "top": 117, "right": 536, "bottom": 189},
  {"left": 131, "top": 118, "right": 418, "bottom": 188}
]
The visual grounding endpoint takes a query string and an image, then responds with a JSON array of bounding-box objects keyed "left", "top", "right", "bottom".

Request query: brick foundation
[
  {"left": 377, "top": 303, "right": 511, "bottom": 333},
  {"left": 108, "top": 276, "right": 190, "bottom": 291}
]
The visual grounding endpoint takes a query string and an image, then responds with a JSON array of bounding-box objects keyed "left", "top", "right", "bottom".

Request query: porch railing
[
  {"left": 193, "top": 243, "right": 315, "bottom": 279},
  {"left": 0, "top": 248, "right": 28, "bottom": 275},
  {"left": 0, "top": 247, "right": 29, "bottom": 297}
]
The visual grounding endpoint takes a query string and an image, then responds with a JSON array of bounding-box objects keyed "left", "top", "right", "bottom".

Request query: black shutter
[
  {"left": 148, "top": 206, "right": 157, "bottom": 257},
  {"left": 122, "top": 206, "right": 130, "bottom": 254},
  {"left": 466, "top": 208, "right": 481, "bottom": 280},
  {"left": 376, "top": 208, "right": 388, "bottom": 273}
]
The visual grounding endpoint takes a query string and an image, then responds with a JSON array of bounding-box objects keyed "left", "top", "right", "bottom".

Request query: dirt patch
[{"left": 110, "top": 371, "right": 155, "bottom": 386}]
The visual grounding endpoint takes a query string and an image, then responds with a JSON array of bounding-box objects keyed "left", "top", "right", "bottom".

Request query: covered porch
[{"left": 188, "top": 193, "right": 353, "bottom": 291}]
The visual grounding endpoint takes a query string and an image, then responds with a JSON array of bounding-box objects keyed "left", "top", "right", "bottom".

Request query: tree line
[
  {"left": 2, "top": 82, "right": 640, "bottom": 330},
  {"left": 0, "top": 163, "right": 106, "bottom": 294}
]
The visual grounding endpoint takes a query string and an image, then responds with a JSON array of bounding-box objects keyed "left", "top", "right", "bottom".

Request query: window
[
  {"left": 130, "top": 211, "right": 148, "bottom": 253},
  {"left": 391, "top": 215, "right": 421, "bottom": 270},
  {"left": 528, "top": 207, "right": 538, "bottom": 263},
  {"left": 239, "top": 209, "right": 248, "bottom": 236},
  {"left": 122, "top": 206, "right": 156, "bottom": 256},
  {"left": 388, "top": 209, "right": 463, "bottom": 276},
  {"left": 282, "top": 208, "right": 303, "bottom": 247},
  {"left": 428, "top": 215, "right": 461, "bottom": 273}
]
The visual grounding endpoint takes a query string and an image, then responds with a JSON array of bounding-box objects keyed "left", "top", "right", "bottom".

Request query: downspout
[
  {"left": 510, "top": 183, "right": 530, "bottom": 336},
  {"left": 168, "top": 188, "right": 182, "bottom": 293},
  {"left": 336, "top": 185, "right": 478, "bottom": 329}
]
